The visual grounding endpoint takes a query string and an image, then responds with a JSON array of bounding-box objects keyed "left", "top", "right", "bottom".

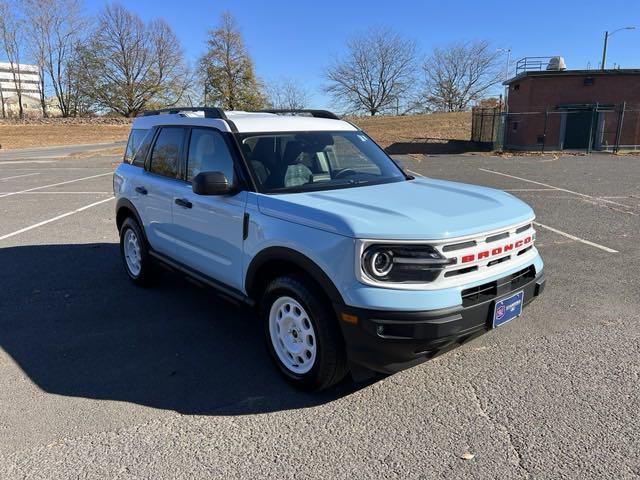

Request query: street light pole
[
  {"left": 601, "top": 26, "right": 636, "bottom": 70},
  {"left": 497, "top": 48, "right": 512, "bottom": 114},
  {"left": 497, "top": 48, "right": 512, "bottom": 81}
]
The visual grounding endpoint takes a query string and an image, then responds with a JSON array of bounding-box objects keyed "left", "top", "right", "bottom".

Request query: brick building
[{"left": 503, "top": 63, "right": 640, "bottom": 151}]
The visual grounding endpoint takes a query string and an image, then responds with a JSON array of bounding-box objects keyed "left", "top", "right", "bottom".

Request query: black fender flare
[
  {"left": 245, "top": 247, "right": 345, "bottom": 305},
  {"left": 115, "top": 198, "right": 149, "bottom": 245}
]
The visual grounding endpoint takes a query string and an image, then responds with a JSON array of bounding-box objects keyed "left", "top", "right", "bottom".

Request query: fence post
[
  {"left": 587, "top": 103, "right": 598, "bottom": 154},
  {"left": 479, "top": 110, "right": 485, "bottom": 142},
  {"left": 614, "top": 101, "right": 626, "bottom": 154},
  {"left": 541, "top": 108, "right": 548, "bottom": 153},
  {"left": 490, "top": 107, "right": 497, "bottom": 144}
]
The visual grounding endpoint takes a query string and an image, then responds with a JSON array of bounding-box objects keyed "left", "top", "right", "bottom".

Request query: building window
[
  {"left": 512, "top": 121, "right": 519, "bottom": 132},
  {"left": 513, "top": 83, "right": 520, "bottom": 91},
  {"left": 584, "top": 77, "right": 594, "bottom": 86}
]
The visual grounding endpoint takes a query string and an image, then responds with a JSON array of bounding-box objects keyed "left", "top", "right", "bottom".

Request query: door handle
[
  {"left": 135, "top": 186, "right": 148, "bottom": 195},
  {"left": 175, "top": 198, "right": 192, "bottom": 209}
]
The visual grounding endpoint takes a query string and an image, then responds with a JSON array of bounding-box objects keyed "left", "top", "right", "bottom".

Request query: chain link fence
[{"left": 472, "top": 103, "right": 640, "bottom": 153}]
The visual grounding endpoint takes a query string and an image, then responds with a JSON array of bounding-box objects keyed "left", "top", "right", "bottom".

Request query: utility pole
[
  {"left": 601, "top": 26, "right": 636, "bottom": 70},
  {"left": 601, "top": 31, "right": 609, "bottom": 70}
]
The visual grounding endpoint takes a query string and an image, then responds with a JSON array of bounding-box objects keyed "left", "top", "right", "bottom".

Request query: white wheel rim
[
  {"left": 123, "top": 229, "right": 142, "bottom": 277},
  {"left": 269, "top": 296, "right": 317, "bottom": 375}
]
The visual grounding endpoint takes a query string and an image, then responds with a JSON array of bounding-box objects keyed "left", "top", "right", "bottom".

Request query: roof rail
[
  {"left": 142, "top": 107, "right": 227, "bottom": 119},
  {"left": 257, "top": 109, "right": 340, "bottom": 120}
]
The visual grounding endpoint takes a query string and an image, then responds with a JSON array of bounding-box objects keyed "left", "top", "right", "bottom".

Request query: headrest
[{"left": 283, "top": 141, "right": 304, "bottom": 165}]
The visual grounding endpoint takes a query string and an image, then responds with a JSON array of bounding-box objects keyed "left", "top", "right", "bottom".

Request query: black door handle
[
  {"left": 135, "top": 186, "right": 147, "bottom": 195},
  {"left": 175, "top": 198, "right": 192, "bottom": 209}
]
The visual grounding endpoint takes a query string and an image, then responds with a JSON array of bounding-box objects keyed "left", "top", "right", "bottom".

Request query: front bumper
[{"left": 338, "top": 266, "right": 545, "bottom": 374}]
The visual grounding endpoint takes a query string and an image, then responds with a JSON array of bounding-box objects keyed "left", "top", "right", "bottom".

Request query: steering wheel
[{"left": 334, "top": 168, "right": 358, "bottom": 179}]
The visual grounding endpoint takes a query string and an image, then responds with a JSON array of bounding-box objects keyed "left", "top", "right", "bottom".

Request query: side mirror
[{"left": 192, "top": 171, "right": 233, "bottom": 195}]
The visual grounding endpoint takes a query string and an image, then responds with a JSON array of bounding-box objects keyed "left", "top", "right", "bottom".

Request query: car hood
[{"left": 257, "top": 178, "right": 535, "bottom": 240}]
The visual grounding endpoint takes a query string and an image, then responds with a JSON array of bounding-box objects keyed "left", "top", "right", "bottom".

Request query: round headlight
[
  {"left": 365, "top": 249, "right": 394, "bottom": 278},
  {"left": 361, "top": 244, "right": 455, "bottom": 283}
]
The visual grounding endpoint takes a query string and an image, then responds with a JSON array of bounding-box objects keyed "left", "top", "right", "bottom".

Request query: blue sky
[{"left": 84, "top": 0, "right": 639, "bottom": 109}]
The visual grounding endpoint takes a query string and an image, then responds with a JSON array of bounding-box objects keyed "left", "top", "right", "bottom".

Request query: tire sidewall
[
  {"left": 261, "top": 278, "right": 328, "bottom": 389},
  {"left": 119, "top": 217, "right": 148, "bottom": 282}
]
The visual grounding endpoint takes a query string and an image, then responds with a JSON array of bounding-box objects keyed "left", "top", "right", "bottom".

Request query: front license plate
[{"left": 493, "top": 291, "right": 524, "bottom": 328}]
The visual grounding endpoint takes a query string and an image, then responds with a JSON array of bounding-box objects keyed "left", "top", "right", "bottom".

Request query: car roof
[{"left": 131, "top": 110, "right": 358, "bottom": 134}]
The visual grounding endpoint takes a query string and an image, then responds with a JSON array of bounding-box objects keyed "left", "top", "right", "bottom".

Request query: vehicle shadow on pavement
[{"left": 0, "top": 243, "right": 368, "bottom": 415}]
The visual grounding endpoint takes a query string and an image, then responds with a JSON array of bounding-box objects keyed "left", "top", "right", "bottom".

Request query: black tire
[
  {"left": 261, "top": 275, "right": 349, "bottom": 391},
  {"left": 119, "top": 216, "right": 156, "bottom": 286}
]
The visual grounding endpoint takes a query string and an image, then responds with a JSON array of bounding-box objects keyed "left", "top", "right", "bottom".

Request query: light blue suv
[{"left": 113, "top": 107, "right": 545, "bottom": 391}]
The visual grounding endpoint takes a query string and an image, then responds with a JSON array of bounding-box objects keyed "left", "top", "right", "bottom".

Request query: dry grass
[
  {"left": 0, "top": 124, "right": 130, "bottom": 150},
  {"left": 0, "top": 112, "right": 472, "bottom": 150},
  {"left": 349, "top": 112, "right": 472, "bottom": 148}
]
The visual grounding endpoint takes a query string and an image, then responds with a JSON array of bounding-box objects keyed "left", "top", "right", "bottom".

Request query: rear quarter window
[{"left": 124, "top": 129, "right": 150, "bottom": 165}]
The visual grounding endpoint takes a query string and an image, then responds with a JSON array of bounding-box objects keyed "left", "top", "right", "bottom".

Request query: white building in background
[{"left": 0, "top": 61, "right": 42, "bottom": 116}]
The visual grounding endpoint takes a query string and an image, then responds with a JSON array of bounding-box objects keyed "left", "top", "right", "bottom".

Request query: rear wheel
[
  {"left": 261, "top": 275, "right": 348, "bottom": 391},
  {"left": 119, "top": 217, "right": 155, "bottom": 286}
]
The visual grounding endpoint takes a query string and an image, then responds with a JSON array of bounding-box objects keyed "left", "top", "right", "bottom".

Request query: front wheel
[{"left": 261, "top": 275, "right": 348, "bottom": 391}]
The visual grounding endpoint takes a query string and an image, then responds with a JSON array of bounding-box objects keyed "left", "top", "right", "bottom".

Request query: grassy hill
[
  {"left": 0, "top": 112, "right": 472, "bottom": 150},
  {"left": 348, "top": 112, "right": 472, "bottom": 149}
]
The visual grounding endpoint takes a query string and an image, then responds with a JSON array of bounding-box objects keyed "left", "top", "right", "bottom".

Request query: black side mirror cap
[{"left": 192, "top": 171, "right": 233, "bottom": 195}]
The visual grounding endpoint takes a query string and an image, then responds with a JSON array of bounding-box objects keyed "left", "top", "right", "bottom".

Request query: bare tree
[
  {"left": 265, "top": 77, "right": 310, "bottom": 110},
  {"left": 78, "top": 4, "right": 190, "bottom": 117},
  {"left": 0, "top": 1, "right": 25, "bottom": 118},
  {"left": 421, "top": 41, "right": 502, "bottom": 112},
  {"left": 23, "top": 0, "right": 86, "bottom": 117},
  {"left": 325, "top": 27, "right": 416, "bottom": 116},
  {"left": 200, "top": 12, "right": 265, "bottom": 110}
]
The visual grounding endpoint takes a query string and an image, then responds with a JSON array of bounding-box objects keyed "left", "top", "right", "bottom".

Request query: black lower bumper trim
[{"left": 339, "top": 270, "right": 545, "bottom": 374}]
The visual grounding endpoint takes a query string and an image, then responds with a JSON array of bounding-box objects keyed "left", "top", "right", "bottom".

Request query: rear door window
[{"left": 148, "top": 127, "right": 186, "bottom": 179}]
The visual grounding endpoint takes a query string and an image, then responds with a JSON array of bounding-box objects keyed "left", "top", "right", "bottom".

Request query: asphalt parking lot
[{"left": 0, "top": 146, "right": 639, "bottom": 479}]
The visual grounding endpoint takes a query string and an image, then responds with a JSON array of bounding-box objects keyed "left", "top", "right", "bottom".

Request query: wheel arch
[
  {"left": 245, "top": 247, "right": 344, "bottom": 305},
  {"left": 116, "top": 199, "right": 148, "bottom": 244}
]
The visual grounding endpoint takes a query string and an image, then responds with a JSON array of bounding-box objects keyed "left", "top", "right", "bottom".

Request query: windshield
[{"left": 239, "top": 131, "right": 406, "bottom": 193}]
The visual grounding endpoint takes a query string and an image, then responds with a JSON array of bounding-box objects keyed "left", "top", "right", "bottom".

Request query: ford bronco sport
[{"left": 113, "top": 107, "right": 545, "bottom": 391}]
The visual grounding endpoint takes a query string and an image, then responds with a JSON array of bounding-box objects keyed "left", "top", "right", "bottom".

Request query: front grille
[
  {"left": 436, "top": 222, "right": 536, "bottom": 284},
  {"left": 461, "top": 265, "right": 536, "bottom": 307}
]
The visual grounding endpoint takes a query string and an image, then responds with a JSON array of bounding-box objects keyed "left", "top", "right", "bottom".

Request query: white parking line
[
  {"left": 0, "top": 160, "right": 56, "bottom": 165},
  {"left": 478, "top": 168, "right": 632, "bottom": 209},
  {"left": 406, "top": 169, "right": 424, "bottom": 177},
  {"left": 0, "top": 173, "right": 40, "bottom": 181},
  {"left": 504, "top": 188, "right": 557, "bottom": 192},
  {"left": 534, "top": 221, "right": 618, "bottom": 253},
  {"left": 0, "top": 191, "right": 112, "bottom": 194},
  {"left": 0, "top": 172, "right": 112, "bottom": 199},
  {"left": 0, "top": 197, "right": 115, "bottom": 241}
]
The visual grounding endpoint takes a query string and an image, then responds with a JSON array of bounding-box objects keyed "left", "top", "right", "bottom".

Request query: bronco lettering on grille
[{"left": 460, "top": 235, "right": 532, "bottom": 264}]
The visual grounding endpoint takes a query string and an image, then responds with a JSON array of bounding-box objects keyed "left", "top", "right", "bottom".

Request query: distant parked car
[{"left": 113, "top": 107, "right": 545, "bottom": 391}]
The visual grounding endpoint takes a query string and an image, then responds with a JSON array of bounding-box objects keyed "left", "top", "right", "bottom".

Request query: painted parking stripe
[
  {"left": 479, "top": 168, "right": 632, "bottom": 209},
  {"left": 504, "top": 188, "right": 557, "bottom": 192},
  {"left": 0, "top": 197, "right": 115, "bottom": 241},
  {"left": 534, "top": 221, "right": 618, "bottom": 253},
  {"left": 0, "top": 160, "right": 56, "bottom": 165},
  {"left": 406, "top": 169, "right": 424, "bottom": 177},
  {"left": 0, "top": 173, "right": 40, "bottom": 181},
  {"left": 0, "top": 191, "right": 112, "bottom": 194},
  {"left": 0, "top": 172, "right": 112, "bottom": 199}
]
